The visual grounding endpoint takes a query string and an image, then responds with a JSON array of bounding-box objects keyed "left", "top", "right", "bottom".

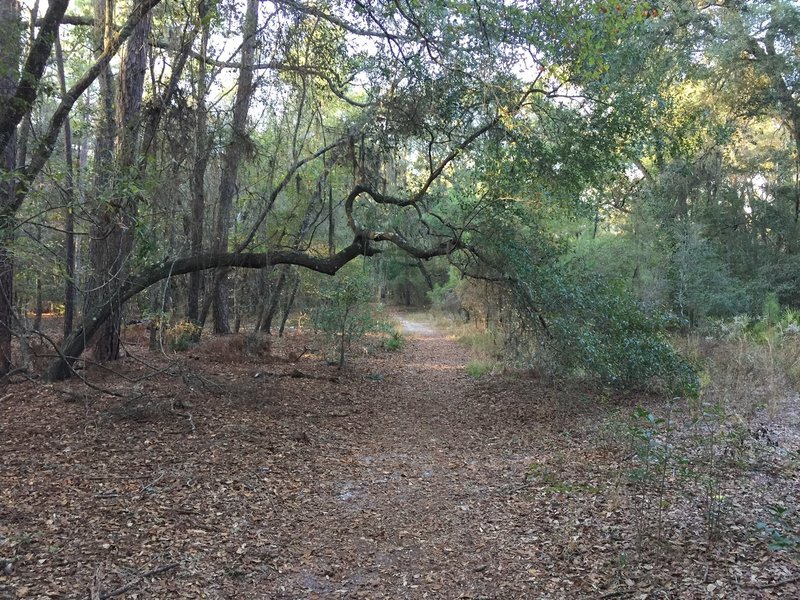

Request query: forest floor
[{"left": 1, "top": 313, "right": 798, "bottom": 599}]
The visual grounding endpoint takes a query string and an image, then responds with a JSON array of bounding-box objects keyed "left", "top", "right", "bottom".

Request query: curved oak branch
[
  {"left": 47, "top": 222, "right": 472, "bottom": 380},
  {"left": 47, "top": 238, "right": 377, "bottom": 380}
]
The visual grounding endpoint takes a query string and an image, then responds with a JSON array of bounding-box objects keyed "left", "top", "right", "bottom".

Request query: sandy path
[
  {"left": 394, "top": 315, "right": 438, "bottom": 337},
  {"left": 260, "top": 316, "right": 545, "bottom": 599}
]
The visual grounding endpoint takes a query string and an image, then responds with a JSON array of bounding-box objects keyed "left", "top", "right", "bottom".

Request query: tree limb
[
  {"left": 33, "top": 14, "right": 94, "bottom": 27},
  {"left": 274, "top": 0, "right": 413, "bottom": 42},
  {"left": 13, "top": 0, "right": 163, "bottom": 213},
  {"left": 0, "top": 0, "right": 70, "bottom": 156}
]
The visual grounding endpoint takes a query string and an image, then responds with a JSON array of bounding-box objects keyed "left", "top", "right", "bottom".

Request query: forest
[{"left": 1, "top": 0, "right": 799, "bottom": 598}]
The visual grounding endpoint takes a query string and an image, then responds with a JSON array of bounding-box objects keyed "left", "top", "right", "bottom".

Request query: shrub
[
  {"left": 166, "top": 321, "right": 202, "bottom": 352},
  {"left": 384, "top": 330, "right": 404, "bottom": 351},
  {"left": 465, "top": 359, "right": 494, "bottom": 378},
  {"left": 513, "top": 266, "right": 699, "bottom": 396},
  {"left": 308, "top": 265, "right": 380, "bottom": 366}
]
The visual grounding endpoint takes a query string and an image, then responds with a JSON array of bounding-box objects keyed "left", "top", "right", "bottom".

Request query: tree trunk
[
  {"left": 0, "top": 0, "right": 20, "bottom": 377},
  {"left": 86, "top": 8, "right": 150, "bottom": 361},
  {"left": 209, "top": 0, "right": 258, "bottom": 334},
  {"left": 338, "top": 305, "right": 349, "bottom": 368},
  {"left": 33, "top": 272, "right": 42, "bottom": 330},
  {"left": 278, "top": 270, "right": 299, "bottom": 337},
  {"left": 84, "top": 0, "right": 116, "bottom": 359},
  {"left": 93, "top": 0, "right": 116, "bottom": 185},
  {"left": 46, "top": 239, "right": 380, "bottom": 380},
  {"left": 187, "top": 0, "right": 210, "bottom": 324},
  {"left": 261, "top": 266, "right": 288, "bottom": 334},
  {"left": 328, "top": 182, "right": 335, "bottom": 256},
  {"left": 253, "top": 267, "right": 272, "bottom": 332},
  {"left": 55, "top": 34, "right": 77, "bottom": 337},
  {"left": 0, "top": 0, "right": 69, "bottom": 156},
  {"left": 0, "top": 221, "right": 13, "bottom": 377},
  {"left": 14, "top": 0, "right": 37, "bottom": 170}
]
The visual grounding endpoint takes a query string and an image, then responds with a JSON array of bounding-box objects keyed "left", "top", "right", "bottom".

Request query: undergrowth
[{"left": 601, "top": 311, "right": 800, "bottom": 564}]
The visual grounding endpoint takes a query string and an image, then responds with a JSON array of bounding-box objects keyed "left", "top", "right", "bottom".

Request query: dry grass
[
  {"left": 194, "top": 332, "right": 273, "bottom": 361},
  {"left": 428, "top": 313, "right": 501, "bottom": 356},
  {"left": 677, "top": 332, "right": 800, "bottom": 420}
]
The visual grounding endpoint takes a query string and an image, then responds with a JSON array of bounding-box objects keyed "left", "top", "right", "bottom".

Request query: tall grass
[{"left": 676, "top": 312, "right": 800, "bottom": 420}]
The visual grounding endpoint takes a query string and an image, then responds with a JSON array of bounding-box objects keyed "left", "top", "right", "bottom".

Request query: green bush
[
  {"left": 308, "top": 264, "right": 380, "bottom": 366},
  {"left": 450, "top": 218, "right": 698, "bottom": 395},
  {"left": 513, "top": 265, "right": 699, "bottom": 396},
  {"left": 465, "top": 360, "right": 494, "bottom": 378},
  {"left": 384, "top": 330, "right": 404, "bottom": 351},
  {"left": 167, "top": 321, "right": 202, "bottom": 352}
]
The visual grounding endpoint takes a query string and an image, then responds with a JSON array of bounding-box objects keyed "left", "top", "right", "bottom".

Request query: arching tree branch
[{"left": 47, "top": 222, "right": 473, "bottom": 381}]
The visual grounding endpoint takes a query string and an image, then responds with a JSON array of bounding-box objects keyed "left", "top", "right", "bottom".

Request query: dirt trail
[
  {"left": 2, "top": 316, "right": 797, "bottom": 599},
  {"left": 394, "top": 315, "right": 438, "bottom": 337},
  {"left": 267, "top": 316, "right": 534, "bottom": 598}
]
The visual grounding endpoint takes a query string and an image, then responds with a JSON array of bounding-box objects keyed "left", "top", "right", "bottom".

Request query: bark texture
[
  {"left": 55, "top": 34, "right": 77, "bottom": 337},
  {"left": 0, "top": 0, "right": 20, "bottom": 377},
  {"left": 210, "top": 0, "right": 258, "bottom": 334},
  {"left": 86, "top": 9, "right": 151, "bottom": 361},
  {"left": 187, "top": 0, "right": 210, "bottom": 323}
]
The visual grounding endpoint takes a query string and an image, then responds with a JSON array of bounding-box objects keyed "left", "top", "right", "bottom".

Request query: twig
[
  {"left": 170, "top": 399, "right": 196, "bottom": 433},
  {"left": 116, "top": 341, "right": 179, "bottom": 381},
  {"left": 599, "top": 589, "right": 635, "bottom": 599},
  {"left": 90, "top": 564, "right": 102, "bottom": 600},
  {"left": 87, "top": 474, "right": 151, "bottom": 481},
  {"left": 0, "top": 367, "right": 30, "bottom": 386},
  {"left": 89, "top": 563, "right": 179, "bottom": 600},
  {"left": 139, "top": 472, "right": 166, "bottom": 495},
  {"left": 31, "top": 330, "right": 128, "bottom": 397},
  {"left": 291, "top": 346, "right": 310, "bottom": 362},
  {"left": 180, "top": 365, "right": 225, "bottom": 391},
  {"left": 63, "top": 355, "right": 138, "bottom": 382},
  {"left": 753, "top": 574, "right": 800, "bottom": 590},
  {"left": 260, "top": 369, "right": 339, "bottom": 382}
]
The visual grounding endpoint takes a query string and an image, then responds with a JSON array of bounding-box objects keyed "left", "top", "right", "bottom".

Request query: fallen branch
[
  {"left": 82, "top": 563, "right": 179, "bottom": 600},
  {"left": 139, "top": 471, "right": 166, "bottom": 495},
  {"left": 598, "top": 590, "right": 634, "bottom": 599},
  {"left": 0, "top": 367, "right": 30, "bottom": 386},
  {"left": 255, "top": 368, "right": 339, "bottom": 382},
  {"left": 753, "top": 574, "right": 800, "bottom": 590},
  {"left": 180, "top": 367, "right": 225, "bottom": 392},
  {"left": 170, "top": 400, "right": 196, "bottom": 433},
  {"left": 31, "top": 330, "right": 128, "bottom": 397},
  {"left": 90, "top": 564, "right": 102, "bottom": 600},
  {"left": 290, "top": 347, "right": 310, "bottom": 362}
]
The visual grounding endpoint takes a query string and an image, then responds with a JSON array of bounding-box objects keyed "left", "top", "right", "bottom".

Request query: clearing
[{"left": 1, "top": 315, "right": 798, "bottom": 599}]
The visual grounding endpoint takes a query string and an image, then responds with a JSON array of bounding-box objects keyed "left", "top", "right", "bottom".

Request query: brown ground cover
[{"left": 1, "top": 316, "right": 798, "bottom": 599}]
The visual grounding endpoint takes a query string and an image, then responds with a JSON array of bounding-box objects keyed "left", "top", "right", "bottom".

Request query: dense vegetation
[
  {"left": 1, "top": 0, "right": 799, "bottom": 390},
  {"left": 2, "top": 3, "right": 799, "bottom": 596}
]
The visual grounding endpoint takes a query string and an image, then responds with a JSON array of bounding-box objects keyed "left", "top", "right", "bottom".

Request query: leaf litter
[{"left": 0, "top": 319, "right": 797, "bottom": 599}]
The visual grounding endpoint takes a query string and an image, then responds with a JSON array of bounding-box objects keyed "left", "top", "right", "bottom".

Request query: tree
[
  {"left": 0, "top": 0, "right": 21, "bottom": 376},
  {"left": 0, "top": 1, "right": 706, "bottom": 387},
  {"left": 85, "top": 4, "right": 152, "bottom": 362},
  {"left": 207, "top": 0, "right": 258, "bottom": 334},
  {"left": 0, "top": 0, "right": 161, "bottom": 378}
]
